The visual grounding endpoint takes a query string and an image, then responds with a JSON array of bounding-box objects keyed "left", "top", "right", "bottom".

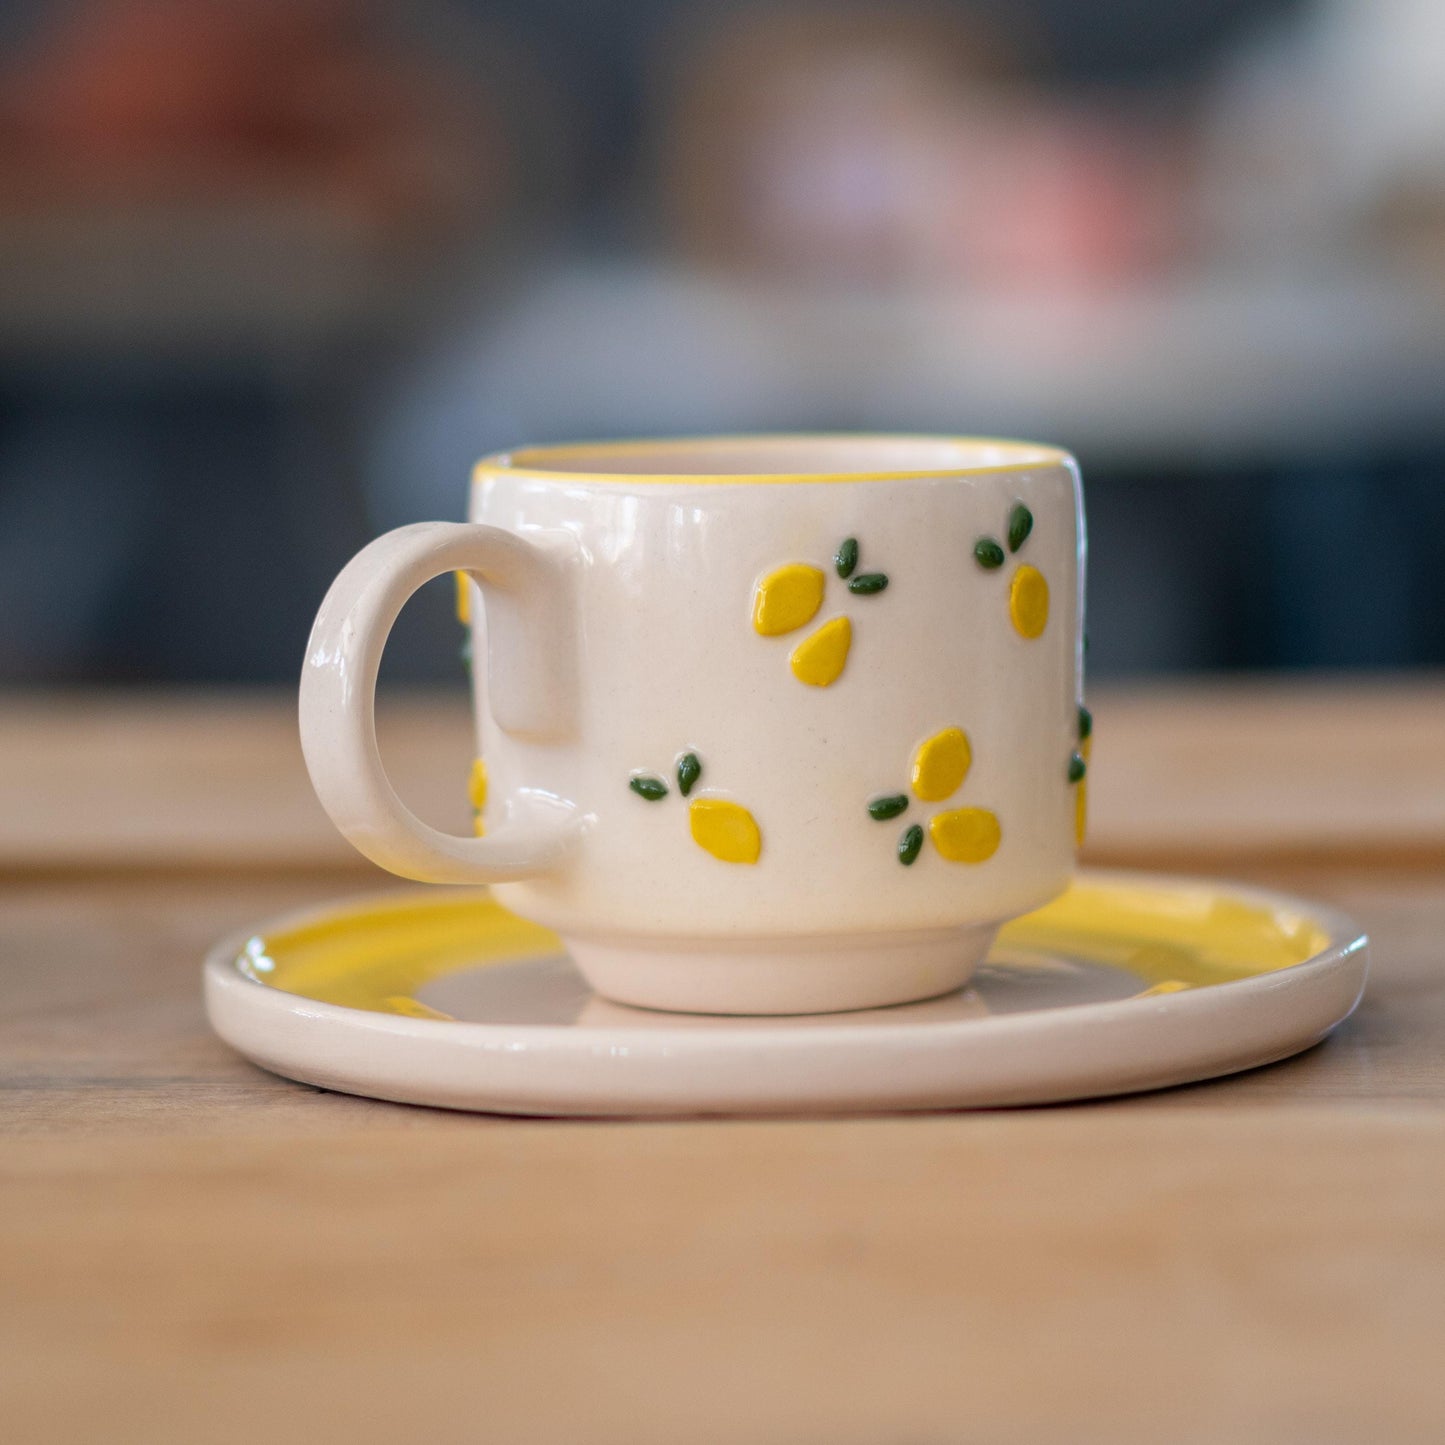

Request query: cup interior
[{"left": 488, "top": 435, "right": 1068, "bottom": 481}]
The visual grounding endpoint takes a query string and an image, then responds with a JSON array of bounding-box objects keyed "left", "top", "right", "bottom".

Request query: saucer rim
[{"left": 203, "top": 869, "right": 1369, "bottom": 1114}]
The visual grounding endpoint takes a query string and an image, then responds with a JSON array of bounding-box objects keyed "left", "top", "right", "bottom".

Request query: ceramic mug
[{"left": 301, "top": 435, "right": 1087, "bottom": 1014}]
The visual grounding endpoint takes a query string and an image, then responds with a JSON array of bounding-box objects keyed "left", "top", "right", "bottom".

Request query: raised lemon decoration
[
  {"left": 789, "top": 615, "right": 852, "bottom": 688},
  {"left": 468, "top": 758, "right": 488, "bottom": 809},
  {"left": 868, "top": 724, "right": 1000, "bottom": 867},
  {"left": 974, "top": 501, "right": 1050, "bottom": 640},
  {"left": 929, "top": 806, "right": 1001, "bottom": 863},
  {"left": 628, "top": 749, "right": 762, "bottom": 864},
  {"left": 911, "top": 726, "right": 972, "bottom": 802},
  {"left": 468, "top": 757, "right": 488, "bottom": 836},
  {"left": 1009, "top": 564, "right": 1049, "bottom": 639},
  {"left": 688, "top": 797, "right": 762, "bottom": 864},
  {"left": 751, "top": 537, "right": 889, "bottom": 685},
  {"left": 1073, "top": 704, "right": 1092, "bottom": 847},
  {"left": 752, "top": 563, "right": 825, "bottom": 636}
]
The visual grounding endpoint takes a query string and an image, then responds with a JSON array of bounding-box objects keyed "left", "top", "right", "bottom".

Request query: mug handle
[{"left": 300, "top": 521, "right": 581, "bottom": 883}]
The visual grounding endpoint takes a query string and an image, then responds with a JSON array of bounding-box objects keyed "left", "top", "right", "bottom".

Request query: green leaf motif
[
  {"left": 868, "top": 794, "right": 909, "bottom": 821},
  {"left": 848, "top": 573, "right": 888, "bottom": 595},
  {"left": 1077, "top": 704, "right": 1092, "bottom": 741},
  {"left": 677, "top": 752, "right": 701, "bottom": 797},
  {"left": 898, "top": 824, "right": 925, "bottom": 866},
  {"left": 835, "top": 537, "right": 859, "bottom": 580},
  {"left": 1008, "top": 503, "right": 1034, "bottom": 553},
  {"left": 974, "top": 538, "right": 1005, "bottom": 570},
  {"left": 1068, "top": 752, "right": 1087, "bottom": 784},
  {"left": 629, "top": 774, "right": 668, "bottom": 801}
]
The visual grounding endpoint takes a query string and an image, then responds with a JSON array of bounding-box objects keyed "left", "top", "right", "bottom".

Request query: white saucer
[{"left": 204, "top": 870, "right": 1368, "bottom": 1116}]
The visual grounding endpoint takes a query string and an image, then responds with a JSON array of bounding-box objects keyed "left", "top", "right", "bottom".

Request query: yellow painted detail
[
  {"left": 468, "top": 758, "right": 488, "bottom": 810},
  {"left": 382, "top": 994, "right": 457, "bottom": 1021},
  {"left": 911, "top": 727, "right": 972, "bottom": 802},
  {"left": 789, "top": 615, "right": 852, "bottom": 687},
  {"left": 1137, "top": 980, "right": 1190, "bottom": 997},
  {"left": 454, "top": 570, "right": 472, "bottom": 625},
  {"left": 1075, "top": 735, "right": 1092, "bottom": 848},
  {"left": 1009, "top": 564, "right": 1049, "bottom": 638},
  {"left": 1003, "top": 880, "right": 1333, "bottom": 984},
  {"left": 688, "top": 798, "right": 762, "bottom": 864},
  {"left": 929, "top": 807, "right": 1001, "bottom": 863},
  {"left": 476, "top": 435, "right": 1074, "bottom": 486},
  {"left": 468, "top": 757, "right": 489, "bottom": 837},
  {"left": 250, "top": 891, "right": 562, "bottom": 1014},
  {"left": 752, "top": 563, "right": 826, "bottom": 636},
  {"left": 233, "top": 876, "right": 1340, "bottom": 1016}
]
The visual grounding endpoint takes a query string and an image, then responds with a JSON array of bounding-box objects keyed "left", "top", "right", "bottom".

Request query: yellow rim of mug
[{"left": 472, "top": 434, "right": 1076, "bottom": 487}]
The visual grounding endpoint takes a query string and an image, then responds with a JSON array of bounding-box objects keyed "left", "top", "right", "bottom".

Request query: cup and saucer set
[{"left": 204, "top": 436, "right": 1368, "bottom": 1115}]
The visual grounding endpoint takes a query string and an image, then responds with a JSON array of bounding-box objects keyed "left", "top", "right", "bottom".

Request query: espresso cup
[{"left": 301, "top": 435, "right": 1086, "bottom": 1014}]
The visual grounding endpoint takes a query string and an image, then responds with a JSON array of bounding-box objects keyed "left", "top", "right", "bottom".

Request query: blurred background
[{"left": 1, "top": 0, "right": 1443, "bottom": 686}]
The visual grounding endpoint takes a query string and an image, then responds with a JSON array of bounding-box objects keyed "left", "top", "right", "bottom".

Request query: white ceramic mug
[{"left": 302, "top": 435, "right": 1087, "bottom": 1014}]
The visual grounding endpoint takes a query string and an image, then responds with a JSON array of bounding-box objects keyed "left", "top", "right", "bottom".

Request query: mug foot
[{"left": 563, "top": 924, "right": 1000, "bottom": 1016}]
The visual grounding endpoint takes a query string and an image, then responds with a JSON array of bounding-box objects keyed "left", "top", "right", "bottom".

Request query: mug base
[{"left": 563, "top": 924, "right": 1000, "bottom": 1016}]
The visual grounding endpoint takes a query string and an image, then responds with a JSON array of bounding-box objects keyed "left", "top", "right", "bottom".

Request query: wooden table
[{"left": 4, "top": 681, "right": 1445, "bottom": 1444}]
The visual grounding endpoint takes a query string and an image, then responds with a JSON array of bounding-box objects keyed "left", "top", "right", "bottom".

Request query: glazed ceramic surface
[
  {"left": 204, "top": 871, "right": 1369, "bottom": 1116},
  {"left": 302, "top": 435, "right": 1085, "bottom": 1013}
]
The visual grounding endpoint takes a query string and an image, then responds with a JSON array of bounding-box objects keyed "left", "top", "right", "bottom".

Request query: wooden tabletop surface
[{"left": 4, "top": 680, "right": 1444, "bottom": 1444}]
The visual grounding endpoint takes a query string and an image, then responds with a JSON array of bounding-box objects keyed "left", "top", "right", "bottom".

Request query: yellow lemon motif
[
  {"left": 468, "top": 757, "right": 488, "bottom": 836},
  {"left": 1075, "top": 735, "right": 1091, "bottom": 847},
  {"left": 789, "top": 615, "right": 852, "bottom": 687},
  {"left": 688, "top": 798, "right": 762, "bottom": 864},
  {"left": 911, "top": 726, "right": 972, "bottom": 802},
  {"left": 752, "top": 563, "right": 825, "bottom": 636},
  {"left": 1009, "top": 564, "right": 1049, "bottom": 639},
  {"left": 929, "top": 807, "right": 1001, "bottom": 863},
  {"left": 454, "top": 570, "right": 472, "bottom": 625},
  {"left": 1136, "top": 979, "right": 1190, "bottom": 998},
  {"left": 382, "top": 994, "right": 456, "bottom": 1021}
]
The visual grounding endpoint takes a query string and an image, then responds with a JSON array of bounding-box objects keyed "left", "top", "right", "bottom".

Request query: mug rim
[{"left": 473, "top": 433, "right": 1073, "bottom": 485}]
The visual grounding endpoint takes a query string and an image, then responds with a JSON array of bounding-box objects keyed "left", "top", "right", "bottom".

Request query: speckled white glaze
[{"left": 300, "top": 435, "right": 1085, "bottom": 1013}]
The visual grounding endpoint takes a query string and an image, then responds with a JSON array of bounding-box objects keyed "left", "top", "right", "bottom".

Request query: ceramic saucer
[{"left": 204, "top": 870, "right": 1368, "bottom": 1116}]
